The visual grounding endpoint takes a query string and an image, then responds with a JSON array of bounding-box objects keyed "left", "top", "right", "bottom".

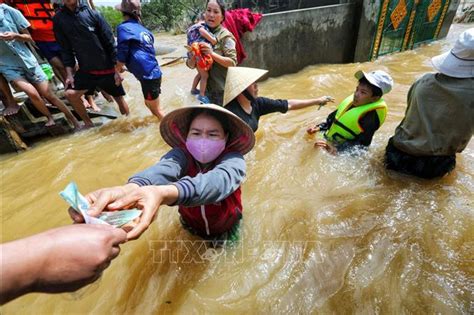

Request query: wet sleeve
[
  {"left": 127, "top": 148, "right": 187, "bottom": 186},
  {"left": 254, "top": 97, "right": 289, "bottom": 117},
  {"left": 116, "top": 25, "right": 130, "bottom": 63},
  {"left": 337, "top": 111, "right": 380, "bottom": 151},
  {"left": 53, "top": 16, "right": 76, "bottom": 68},
  {"left": 95, "top": 11, "right": 117, "bottom": 64},
  {"left": 173, "top": 152, "right": 246, "bottom": 207},
  {"left": 221, "top": 37, "right": 237, "bottom": 66},
  {"left": 318, "top": 110, "right": 337, "bottom": 131}
]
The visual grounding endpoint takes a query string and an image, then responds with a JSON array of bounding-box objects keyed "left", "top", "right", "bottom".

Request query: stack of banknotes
[{"left": 60, "top": 182, "right": 142, "bottom": 227}]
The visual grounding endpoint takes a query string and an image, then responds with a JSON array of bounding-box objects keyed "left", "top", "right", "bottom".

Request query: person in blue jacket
[{"left": 115, "top": 0, "right": 164, "bottom": 119}]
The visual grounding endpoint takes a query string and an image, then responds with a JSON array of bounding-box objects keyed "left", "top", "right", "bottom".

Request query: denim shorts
[{"left": 0, "top": 64, "right": 47, "bottom": 84}]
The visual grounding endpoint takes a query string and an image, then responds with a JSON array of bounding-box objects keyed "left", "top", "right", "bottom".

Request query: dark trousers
[{"left": 384, "top": 138, "right": 456, "bottom": 179}]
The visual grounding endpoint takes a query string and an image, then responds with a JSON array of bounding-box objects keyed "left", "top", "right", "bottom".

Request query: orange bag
[{"left": 189, "top": 42, "right": 213, "bottom": 71}]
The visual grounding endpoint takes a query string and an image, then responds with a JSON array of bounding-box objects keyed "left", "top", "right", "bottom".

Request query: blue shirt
[
  {"left": 0, "top": 4, "right": 39, "bottom": 69},
  {"left": 116, "top": 19, "right": 161, "bottom": 81},
  {"left": 186, "top": 22, "right": 216, "bottom": 46}
]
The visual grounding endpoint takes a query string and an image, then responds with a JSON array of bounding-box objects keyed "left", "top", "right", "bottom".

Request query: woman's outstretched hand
[
  {"left": 105, "top": 185, "right": 177, "bottom": 240},
  {"left": 69, "top": 185, "right": 179, "bottom": 240},
  {"left": 68, "top": 184, "right": 138, "bottom": 223}
]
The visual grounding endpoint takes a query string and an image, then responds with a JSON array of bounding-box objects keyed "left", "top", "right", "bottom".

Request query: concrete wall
[
  {"left": 232, "top": 0, "right": 342, "bottom": 13},
  {"left": 353, "top": 0, "right": 381, "bottom": 62},
  {"left": 353, "top": 0, "right": 460, "bottom": 62},
  {"left": 438, "top": 0, "right": 461, "bottom": 38},
  {"left": 240, "top": 4, "right": 356, "bottom": 77}
]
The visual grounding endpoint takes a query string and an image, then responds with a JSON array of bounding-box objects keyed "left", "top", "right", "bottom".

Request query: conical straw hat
[
  {"left": 223, "top": 67, "right": 268, "bottom": 106},
  {"left": 160, "top": 104, "right": 255, "bottom": 155}
]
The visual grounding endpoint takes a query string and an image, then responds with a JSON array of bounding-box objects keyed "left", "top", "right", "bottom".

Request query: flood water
[{"left": 1, "top": 24, "right": 473, "bottom": 314}]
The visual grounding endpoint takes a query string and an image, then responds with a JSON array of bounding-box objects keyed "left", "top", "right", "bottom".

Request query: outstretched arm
[
  {"left": 288, "top": 96, "right": 334, "bottom": 110},
  {"left": 0, "top": 225, "right": 126, "bottom": 304},
  {"left": 172, "top": 152, "right": 246, "bottom": 206}
]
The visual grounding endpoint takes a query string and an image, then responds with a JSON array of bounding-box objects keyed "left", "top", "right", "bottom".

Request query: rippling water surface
[{"left": 1, "top": 24, "right": 473, "bottom": 314}]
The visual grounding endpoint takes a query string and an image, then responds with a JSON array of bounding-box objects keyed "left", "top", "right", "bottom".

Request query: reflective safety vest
[
  {"left": 325, "top": 95, "right": 387, "bottom": 144},
  {"left": 11, "top": 0, "right": 56, "bottom": 42},
  {"left": 178, "top": 150, "right": 243, "bottom": 238}
]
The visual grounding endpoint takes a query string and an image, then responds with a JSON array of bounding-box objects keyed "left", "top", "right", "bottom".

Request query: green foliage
[
  {"left": 141, "top": 0, "right": 207, "bottom": 32},
  {"left": 97, "top": 6, "right": 123, "bottom": 34}
]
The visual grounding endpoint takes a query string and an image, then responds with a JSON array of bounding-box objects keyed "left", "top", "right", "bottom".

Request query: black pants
[{"left": 384, "top": 138, "right": 456, "bottom": 179}]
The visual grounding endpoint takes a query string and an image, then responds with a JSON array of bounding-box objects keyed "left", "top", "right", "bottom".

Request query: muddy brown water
[{"left": 1, "top": 25, "right": 473, "bottom": 314}]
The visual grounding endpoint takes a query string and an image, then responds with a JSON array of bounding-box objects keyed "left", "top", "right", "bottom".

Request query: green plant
[
  {"left": 141, "top": 0, "right": 208, "bottom": 32},
  {"left": 97, "top": 6, "right": 123, "bottom": 34}
]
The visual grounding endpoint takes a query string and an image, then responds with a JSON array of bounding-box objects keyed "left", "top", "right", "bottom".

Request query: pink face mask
[{"left": 185, "top": 138, "right": 226, "bottom": 164}]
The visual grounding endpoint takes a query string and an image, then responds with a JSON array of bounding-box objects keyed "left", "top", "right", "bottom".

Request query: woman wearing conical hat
[
  {"left": 67, "top": 104, "right": 255, "bottom": 245},
  {"left": 223, "top": 67, "right": 334, "bottom": 132}
]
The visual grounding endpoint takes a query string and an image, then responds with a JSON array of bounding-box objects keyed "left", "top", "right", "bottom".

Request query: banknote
[{"left": 60, "top": 182, "right": 142, "bottom": 227}]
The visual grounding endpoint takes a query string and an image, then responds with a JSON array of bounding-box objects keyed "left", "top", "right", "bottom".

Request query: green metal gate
[{"left": 370, "top": 0, "right": 451, "bottom": 60}]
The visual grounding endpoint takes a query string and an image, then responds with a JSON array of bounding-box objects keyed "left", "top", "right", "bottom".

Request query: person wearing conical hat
[
  {"left": 67, "top": 104, "right": 255, "bottom": 244},
  {"left": 223, "top": 66, "right": 334, "bottom": 132},
  {"left": 385, "top": 28, "right": 474, "bottom": 179},
  {"left": 307, "top": 70, "right": 393, "bottom": 154},
  {"left": 223, "top": 67, "right": 334, "bottom": 132}
]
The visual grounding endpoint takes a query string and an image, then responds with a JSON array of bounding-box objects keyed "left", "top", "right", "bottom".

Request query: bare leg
[
  {"left": 0, "top": 74, "right": 20, "bottom": 115},
  {"left": 81, "top": 90, "right": 99, "bottom": 111},
  {"left": 112, "top": 95, "right": 129, "bottom": 115},
  {"left": 100, "top": 90, "right": 113, "bottom": 102},
  {"left": 144, "top": 97, "right": 164, "bottom": 119},
  {"left": 34, "top": 80, "right": 81, "bottom": 129},
  {"left": 65, "top": 88, "right": 94, "bottom": 127},
  {"left": 48, "top": 57, "right": 66, "bottom": 83},
  {"left": 191, "top": 72, "right": 201, "bottom": 92},
  {"left": 197, "top": 68, "right": 209, "bottom": 97},
  {"left": 12, "top": 79, "right": 55, "bottom": 126}
]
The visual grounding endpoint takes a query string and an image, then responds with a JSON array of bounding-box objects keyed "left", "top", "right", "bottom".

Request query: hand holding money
[
  {"left": 61, "top": 182, "right": 142, "bottom": 230},
  {"left": 62, "top": 182, "right": 178, "bottom": 240},
  {"left": 102, "top": 185, "right": 179, "bottom": 240}
]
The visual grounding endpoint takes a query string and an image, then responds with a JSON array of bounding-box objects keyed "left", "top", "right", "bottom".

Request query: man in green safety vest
[{"left": 307, "top": 70, "right": 393, "bottom": 154}]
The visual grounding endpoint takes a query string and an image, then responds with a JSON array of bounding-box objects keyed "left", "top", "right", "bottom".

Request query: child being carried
[{"left": 186, "top": 16, "right": 217, "bottom": 104}]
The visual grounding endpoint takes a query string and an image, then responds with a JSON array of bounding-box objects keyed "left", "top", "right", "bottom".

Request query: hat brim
[
  {"left": 160, "top": 104, "right": 255, "bottom": 155},
  {"left": 354, "top": 70, "right": 381, "bottom": 88},
  {"left": 223, "top": 67, "right": 268, "bottom": 106},
  {"left": 431, "top": 51, "right": 474, "bottom": 78},
  {"left": 354, "top": 70, "right": 392, "bottom": 94}
]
